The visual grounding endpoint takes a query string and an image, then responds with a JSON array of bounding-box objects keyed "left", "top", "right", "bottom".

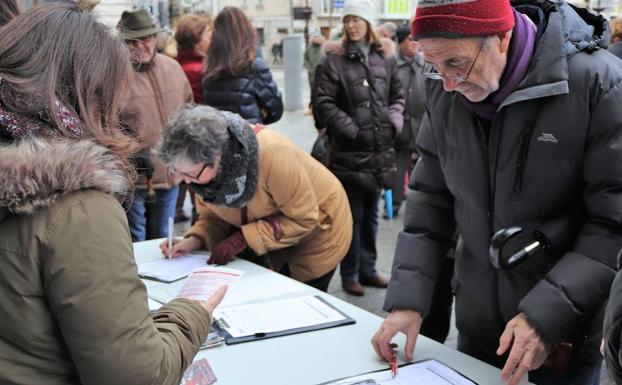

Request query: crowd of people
[{"left": 0, "top": 0, "right": 622, "bottom": 385}]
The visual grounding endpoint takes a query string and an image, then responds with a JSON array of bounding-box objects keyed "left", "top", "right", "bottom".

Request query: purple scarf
[{"left": 464, "top": 9, "right": 536, "bottom": 121}]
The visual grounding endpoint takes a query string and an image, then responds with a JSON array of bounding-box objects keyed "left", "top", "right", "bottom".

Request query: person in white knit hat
[{"left": 315, "top": 0, "right": 404, "bottom": 297}]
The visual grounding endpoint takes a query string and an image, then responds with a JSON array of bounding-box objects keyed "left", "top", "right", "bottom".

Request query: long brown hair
[
  {"left": 0, "top": 3, "right": 138, "bottom": 183},
  {"left": 0, "top": 0, "right": 20, "bottom": 27},
  {"left": 204, "top": 6, "right": 257, "bottom": 80}
]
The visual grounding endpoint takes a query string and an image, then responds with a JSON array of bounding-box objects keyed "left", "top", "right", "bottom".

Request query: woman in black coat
[
  {"left": 202, "top": 6, "right": 283, "bottom": 125},
  {"left": 314, "top": 0, "right": 404, "bottom": 296}
]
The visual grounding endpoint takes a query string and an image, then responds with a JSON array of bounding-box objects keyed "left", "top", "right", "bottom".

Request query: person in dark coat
[
  {"left": 604, "top": 268, "right": 622, "bottom": 385},
  {"left": 315, "top": 0, "right": 404, "bottom": 297},
  {"left": 371, "top": 1, "right": 622, "bottom": 385},
  {"left": 388, "top": 24, "right": 426, "bottom": 218},
  {"left": 202, "top": 6, "right": 283, "bottom": 125}
]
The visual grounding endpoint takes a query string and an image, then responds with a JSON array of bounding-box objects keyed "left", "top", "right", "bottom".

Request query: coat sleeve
[
  {"left": 518, "top": 79, "right": 622, "bottom": 344},
  {"left": 314, "top": 55, "right": 360, "bottom": 140},
  {"left": 383, "top": 112, "right": 456, "bottom": 316},
  {"left": 241, "top": 144, "right": 320, "bottom": 256},
  {"left": 44, "top": 193, "right": 211, "bottom": 385},
  {"left": 386, "top": 57, "right": 405, "bottom": 135},
  {"left": 185, "top": 196, "right": 235, "bottom": 249},
  {"left": 254, "top": 60, "right": 284, "bottom": 124},
  {"left": 604, "top": 268, "right": 622, "bottom": 383}
]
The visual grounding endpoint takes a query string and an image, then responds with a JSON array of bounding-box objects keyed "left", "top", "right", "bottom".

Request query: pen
[
  {"left": 167, "top": 217, "right": 173, "bottom": 259},
  {"left": 390, "top": 343, "right": 398, "bottom": 378}
]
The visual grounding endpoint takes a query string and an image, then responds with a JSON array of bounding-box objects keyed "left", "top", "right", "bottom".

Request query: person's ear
[{"left": 497, "top": 30, "right": 512, "bottom": 54}]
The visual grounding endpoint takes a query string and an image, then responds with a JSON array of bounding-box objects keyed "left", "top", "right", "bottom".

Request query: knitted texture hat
[
  {"left": 342, "top": 0, "right": 376, "bottom": 25},
  {"left": 412, "top": 0, "right": 515, "bottom": 39}
]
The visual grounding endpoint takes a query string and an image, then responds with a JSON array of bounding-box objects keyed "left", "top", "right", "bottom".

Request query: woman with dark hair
[
  {"left": 175, "top": 12, "right": 212, "bottom": 103},
  {"left": 159, "top": 105, "right": 352, "bottom": 292},
  {"left": 0, "top": 4, "right": 225, "bottom": 384},
  {"left": 315, "top": 0, "right": 404, "bottom": 296},
  {"left": 202, "top": 6, "right": 283, "bottom": 124},
  {"left": 0, "top": 0, "right": 19, "bottom": 26}
]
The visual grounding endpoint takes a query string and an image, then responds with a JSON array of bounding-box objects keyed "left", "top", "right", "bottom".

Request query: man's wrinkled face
[
  {"left": 126, "top": 34, "right": 158, "bottom": 64},
  {"left": 419, "top": 34, "right": 510, "bottom": 102}
]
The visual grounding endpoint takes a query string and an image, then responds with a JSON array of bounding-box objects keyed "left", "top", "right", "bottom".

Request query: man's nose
[{"left": 442, "top": 77, "right": 461, "bottom": 91}]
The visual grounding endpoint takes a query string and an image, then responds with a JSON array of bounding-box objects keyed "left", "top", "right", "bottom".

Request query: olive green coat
[{"left": 0, "top": 138, "right": 210, "bottom": 385}]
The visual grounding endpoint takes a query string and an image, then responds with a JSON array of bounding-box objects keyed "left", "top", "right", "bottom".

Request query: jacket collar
[
  {"left": 0, "top": 138, "right": 129, "bottom": 216},
  {"left": 501, "top": 1, "right": 609, "bottom": 108},
  {"left": 176, "top": 49, "right": 204, "bottom": 65}
]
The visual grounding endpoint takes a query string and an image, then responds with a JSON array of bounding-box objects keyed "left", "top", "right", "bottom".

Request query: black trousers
[{"left": 279, "top": 264, "right": 336, "bottom": 293}]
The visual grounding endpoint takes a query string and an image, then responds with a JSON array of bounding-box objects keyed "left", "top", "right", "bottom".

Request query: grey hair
[{"left": 158, "top": 104, "right": 229, "bottom": 166}]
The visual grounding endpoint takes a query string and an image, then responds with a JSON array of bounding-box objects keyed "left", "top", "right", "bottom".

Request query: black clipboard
[{"left": 211, "top": 295, "right": 356, "bottom": 345}]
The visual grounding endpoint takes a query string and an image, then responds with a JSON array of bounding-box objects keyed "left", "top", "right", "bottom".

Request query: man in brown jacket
[{"left": 119, "top": 9, "right": 194, "bottom": 241}]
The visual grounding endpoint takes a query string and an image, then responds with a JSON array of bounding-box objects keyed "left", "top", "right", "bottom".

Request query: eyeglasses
[
  {"left": 175, "top": 163, "right": 208, "bottom": 180},
  {"left": 422, "top": 39, "right": 485, "bottom": 82}
]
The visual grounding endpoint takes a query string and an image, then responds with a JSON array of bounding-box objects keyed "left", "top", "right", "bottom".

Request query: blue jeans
[
  {"left": 458, "top": 334, "right": 601, "bottom": 385},
  {"left": 340, "top": 183, "right": 380, "bottom": 281},
  {"left": 126, "top": 186, "right": 179, "bottom": 242}
]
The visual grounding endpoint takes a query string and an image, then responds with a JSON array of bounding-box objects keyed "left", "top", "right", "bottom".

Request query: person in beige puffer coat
[{"left": 0, "top": 4, "right": 225, "bottom": 385}]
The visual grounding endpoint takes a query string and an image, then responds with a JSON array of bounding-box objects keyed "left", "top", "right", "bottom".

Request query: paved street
[{"left": 175, "top": 67, "right": 613, "bottom": 385}]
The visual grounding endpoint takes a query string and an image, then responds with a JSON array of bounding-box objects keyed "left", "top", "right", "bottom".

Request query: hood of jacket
[
  {"left": 492, "top": 0, "right": 610, "bottom": 109},
  {"left": 0, "top": 138, "right": 129, "bottom": 221}
]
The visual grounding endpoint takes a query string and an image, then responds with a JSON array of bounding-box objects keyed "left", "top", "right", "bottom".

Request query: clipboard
[
  {"left": 211, "top": 295, "right": 356, "bottom": 345},
  {"left": 316, "top": 358, "right": 479, "bottom": 385}
]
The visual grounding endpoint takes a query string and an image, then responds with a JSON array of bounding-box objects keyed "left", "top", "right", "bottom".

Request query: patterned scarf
[
  {"left": 191, "top": 112, "right": 259, "bottom": 208},
  {"left": 0, "top": 96, "right": 83, "bottom": 141}
]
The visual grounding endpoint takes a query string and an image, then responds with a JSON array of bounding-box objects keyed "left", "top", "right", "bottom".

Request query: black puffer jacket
[
  {"left": 385, "top": 0, "right": 622, "bottom": 368},
  {"left": 315, "top": 41, "right": 404, "bottom": 193},
  {"left": 202, "top": 58, "right": 283, "bottom": 124},
  {"left": 605, "top": 268, "right": 622, "bottom": 383}
]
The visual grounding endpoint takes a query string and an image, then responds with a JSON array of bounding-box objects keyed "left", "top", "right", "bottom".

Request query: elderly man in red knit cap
[{"left": 372, "top": 1, "right": 622, "bottom": 385}]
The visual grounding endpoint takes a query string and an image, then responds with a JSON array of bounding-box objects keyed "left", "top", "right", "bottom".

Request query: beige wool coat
[
  {"left": 186, "top": 128, "right": 353, "bottom": 282},
  {"left": 0, "top": 138, "right": 211, "bottom": 385}
]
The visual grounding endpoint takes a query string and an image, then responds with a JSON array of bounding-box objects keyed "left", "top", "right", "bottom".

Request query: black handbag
[{"left": 310, "top": 132, "right": 329, "bottom": 165}]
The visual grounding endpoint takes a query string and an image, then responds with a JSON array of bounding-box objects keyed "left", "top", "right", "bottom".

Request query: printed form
[
  {"left": 324, "top": 359, "right": 477, "bottom": 385},
  {"left": 214, "top": 295, "right": 347, "bottom": 338}
]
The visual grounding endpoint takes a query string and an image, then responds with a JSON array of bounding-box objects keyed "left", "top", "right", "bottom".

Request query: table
[{"left": 134, "top": 239, "right": 531, "bottom": 385}]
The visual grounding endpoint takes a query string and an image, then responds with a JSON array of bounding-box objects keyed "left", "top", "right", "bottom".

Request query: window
[{"left": 256, "top": 28, "right": 265, "bottom": 46}]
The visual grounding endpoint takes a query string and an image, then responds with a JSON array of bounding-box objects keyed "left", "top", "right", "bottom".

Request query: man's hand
[
  {"left": 497, "top": 313, "right": 550, "bottom": 385},
  {"left": 371, "top": 309, "right": 422, "bottom": 362}
]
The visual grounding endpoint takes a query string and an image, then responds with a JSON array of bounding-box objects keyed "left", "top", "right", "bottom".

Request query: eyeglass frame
[
  {"left": 422, "top": 38, "right": 486, "bottom": 82},
  {"left": 175, "top": 162, "right": 209, "bottom": 180}
]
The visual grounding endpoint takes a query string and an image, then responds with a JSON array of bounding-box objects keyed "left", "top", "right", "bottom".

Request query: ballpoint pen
[{"left": 167, "top": 217, "right": 174, "bottom": 259}]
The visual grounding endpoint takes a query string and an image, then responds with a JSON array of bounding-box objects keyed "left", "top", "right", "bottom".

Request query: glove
[{"left": 209, "top": 231, "right": 247, "bottom": 265}]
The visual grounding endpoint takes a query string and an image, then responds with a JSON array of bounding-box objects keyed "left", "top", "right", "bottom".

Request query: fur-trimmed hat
[{"left": 412, "top": 0, "right": 515, "bottom": 39}]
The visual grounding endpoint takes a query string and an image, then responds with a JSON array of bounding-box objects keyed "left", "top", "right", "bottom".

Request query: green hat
[{"left": 117, "top": 8, "right": 162, "bottom": 40}]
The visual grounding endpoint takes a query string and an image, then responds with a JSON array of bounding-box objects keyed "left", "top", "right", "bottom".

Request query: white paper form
[
  {"left": 214, "top": 295, "right": 346, "bottom": 338},
  {"left": 324, "top": 359, "right": 476, "bottom": 385},
  {"left": 148, "top": 272, "right": 306, "bottom": 307},
  {"left": 137, "top": 253, "right": 208, "bottom": 282},
  {"left": 176, "top": 267, "right": 243, "bottom": 302}
]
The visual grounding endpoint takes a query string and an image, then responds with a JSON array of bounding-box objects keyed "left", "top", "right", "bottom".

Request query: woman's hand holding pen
[
  {"left": 371, "top": 309, "right": 422, "bottom": 363},
  {"left": 159, "top": 235, "right": 201, "bottom": 258}
]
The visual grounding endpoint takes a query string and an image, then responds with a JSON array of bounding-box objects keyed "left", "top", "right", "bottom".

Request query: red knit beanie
[{"left": 412, "top": 0, "right": 515, "bottom": 39}]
